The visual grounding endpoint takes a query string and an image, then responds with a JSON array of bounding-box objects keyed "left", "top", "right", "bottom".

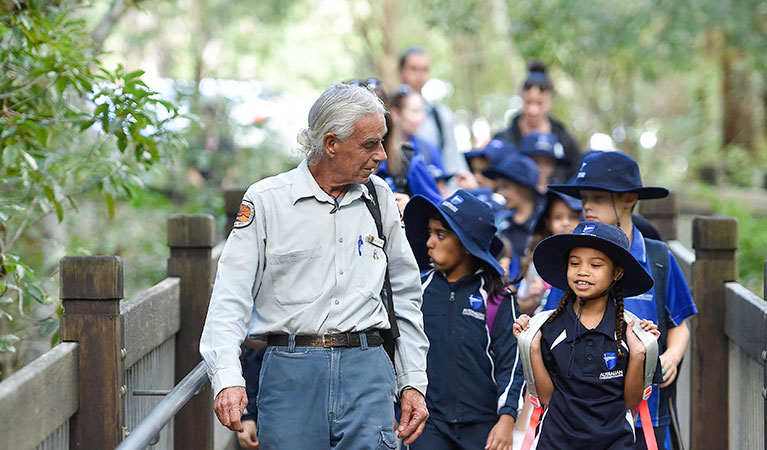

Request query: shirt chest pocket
[
  {"left": 266, "top": 247, "right": 324, "bottom": 305},
  {"left": 352, "top": 237, "right": 388, "bottom": 301}
]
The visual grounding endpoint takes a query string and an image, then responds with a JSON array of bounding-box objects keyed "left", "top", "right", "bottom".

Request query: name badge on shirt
[{"left": 367, "top": 235, "right": 385, "bottom": 248}]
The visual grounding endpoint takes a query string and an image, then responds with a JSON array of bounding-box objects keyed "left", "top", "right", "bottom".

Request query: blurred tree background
[{"left": 1, "top": 0, "right": 765, "bottom": 377}]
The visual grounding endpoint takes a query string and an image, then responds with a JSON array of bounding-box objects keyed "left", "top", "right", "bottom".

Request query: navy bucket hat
[
  {"left": 464, "top": 138, "right": 513, "bottom": 168},
  {"left": 482, "top": 153, "right": 540, "bottom": 192},
  {"left": 404, "top": 190, "right": 504, "bottom": 275},
  {"left": 533, "top": 221, "right": 653, "bottom": 297},
  {"left": 519, "top": 132, "right": 565, "bottom": 161},
  {"left": 548, "top": 151, "right": 668, "bottom": 199}
]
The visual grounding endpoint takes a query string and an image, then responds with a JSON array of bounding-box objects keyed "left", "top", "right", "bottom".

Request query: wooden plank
[
  {"left": 60, "top": 255, "right": 125, "bottom": 450},
  {"left": 638, "top": 192, "right": 678, "bottom": 240},
  {"left": 167, "top": 215, "right": 216, "bottom": 450},
  {"left": 689, "top": 217, "right": 738, "bottom": 450},
  {"left": 668, "top": 240, "right": 695, "bottom": 286},
  {"left": 121, "top": 277, "right": 181, "bottom": 368},
  {"left": 0, "top": 343, "right": 79, "bottom": 450},
  {"left": 724, "top": 282, "right": 767, "bottom": 363}
]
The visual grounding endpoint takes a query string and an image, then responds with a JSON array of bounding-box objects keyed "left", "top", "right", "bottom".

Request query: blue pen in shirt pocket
[{"left": 358, "top": 235, "right": 363, "bottom": 256}]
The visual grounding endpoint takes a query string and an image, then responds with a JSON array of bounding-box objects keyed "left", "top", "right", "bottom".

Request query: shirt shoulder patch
[{"left": 234, "top": 200, "right": 255, "bottom": 229}]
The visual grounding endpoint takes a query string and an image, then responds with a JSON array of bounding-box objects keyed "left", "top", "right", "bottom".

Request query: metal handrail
[{"left": 116, "top": 361, "right": 209, "bottom": 450}]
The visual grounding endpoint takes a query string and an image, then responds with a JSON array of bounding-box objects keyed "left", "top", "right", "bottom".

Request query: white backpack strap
[
  {"left": 623, "top": 310, "right": 659, "bottom": 390},
  {"left": 517, "top": 310, "right": 554, "bottom": 399}
]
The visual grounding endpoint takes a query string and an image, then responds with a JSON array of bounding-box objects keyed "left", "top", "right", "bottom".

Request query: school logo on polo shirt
[
  {"left": 603, "top": 352, "right": 617, "bottom": 370},
  {"left": 468, "top": 294, "right": 483, "bottom": 310},
  {"left": 599, "top": 352, "right": 623, "bottom": 380}
]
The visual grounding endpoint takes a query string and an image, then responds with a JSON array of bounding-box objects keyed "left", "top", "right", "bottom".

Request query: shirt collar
[
  {"left": 565, "top": 296, "right": 618, "bottom": 341},
  {"left": 290, "top": 159, "right": 372, "bottom": 206},
  {"left": 629, "top": 224, "right": 647, "bottom": 263}
]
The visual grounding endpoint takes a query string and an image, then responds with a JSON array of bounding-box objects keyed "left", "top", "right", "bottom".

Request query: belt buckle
[{"left": 321, "top": 335, "right": 327, "bottom": 347}]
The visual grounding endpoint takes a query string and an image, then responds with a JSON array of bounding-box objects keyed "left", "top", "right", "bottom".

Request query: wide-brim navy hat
[
  {"left": 548, "top": 151, "right": 668, "bottom": 200},
  {"left": 404, "top": 190, "right": 504, "bottom": 276},
  {"left": 533, "top": 221, "right": 653, "bottom": 297},
  {"left": 519, "top": 132, "right": 565, "bottom": 161},
  {"left": 464, "top": 138, "right": 513, "bottom": 168},
  {"left": 482, "top": 153, "right": 539, "bottom": 192}
]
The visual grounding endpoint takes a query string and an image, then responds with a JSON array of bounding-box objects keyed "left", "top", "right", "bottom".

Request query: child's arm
[
  {"left": 624, "top": 320, "right": 647, "bottom": 410},
  {"left": 531, "top": 330, "right": 554, "bottom": 405}
]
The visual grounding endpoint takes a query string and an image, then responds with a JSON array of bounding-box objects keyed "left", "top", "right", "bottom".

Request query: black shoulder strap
[
  {"left": 363, "top": 180, "right": 400, "bottom": 362},
  {"left": 645, "top": 237, "right": 670, "bottom": 348}
]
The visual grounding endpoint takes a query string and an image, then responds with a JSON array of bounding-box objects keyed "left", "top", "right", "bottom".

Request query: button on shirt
[{"left": 200, "top": 160, "right": 429, "bottom": 397}]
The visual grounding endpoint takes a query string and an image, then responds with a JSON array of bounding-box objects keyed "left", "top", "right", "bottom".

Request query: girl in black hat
[
  {"left": 403, "top": 190, "right": 525, "bottom": 450},
  {"left": 513, "top": 221, "right": 661, "bottom": 450}
]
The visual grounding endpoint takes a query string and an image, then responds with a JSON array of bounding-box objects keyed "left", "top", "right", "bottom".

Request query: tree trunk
[
  {"left": 380, "top": 0, "right": 399, "bottom": 88},
  {"left": 721, "top": 46, "right": 755, "bottom": 152}
]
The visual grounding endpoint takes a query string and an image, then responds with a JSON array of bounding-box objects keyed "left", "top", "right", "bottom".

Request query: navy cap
[
  {"left": 519, "top": 133, "right": 565, "bottom": 161},
  {"left": 464, "top": 138, "right": 514, "bottom": 168},
  {"left": 533, "top": 221, "right": 653, "bottom": 297},
  {"left": 482, "top": 153, "right": 540, "bottom": 192},
  {"left": 548, "top": 151, "right": 668, "bottom": 199},
  {"left": 404, "top": 190, "right": 504, "bottom": 276}
]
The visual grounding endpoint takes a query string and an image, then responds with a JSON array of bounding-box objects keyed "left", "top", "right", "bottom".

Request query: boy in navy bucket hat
[
  {"left": 519, "top": 132, "right": 567, "bottom": 191},
  {"left": 403, "top": 190, "right": 525, "bottom": 450},
  {"left": 513, "top": 221, "right": 663, "bottom": 450},
  {"left": 482, "top": 153, "right": 542, "bottom": 282},
  {"left": 545, "top": 150, "right": 697, "bottom": 450}
]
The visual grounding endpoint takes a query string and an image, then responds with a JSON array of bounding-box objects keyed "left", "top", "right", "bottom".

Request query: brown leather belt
[{"left": 266, "top": 330, "right": 384, "bottom": 348}]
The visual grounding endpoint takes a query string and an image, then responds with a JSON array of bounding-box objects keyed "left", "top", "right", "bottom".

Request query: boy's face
[
  {"left": 530, "top": 154, "right": 556, "bottom": 193},
  {"left": 469, "top": 157, "right": 494, "bottom": 188},
  {"left": 580, "top": 190, "right": 637, "bottom": 226},
  {"left": 495, "top": 178, "right": 526, "bottom": 210},
  {"left": 546, "top": 199, "right": 581, "bottom": 235},
  {"left": 426, "top": 218, "right": 472, "bottom": 277},
  {"left": 567, "top": 247, "right": 622, "bottom": 299}
]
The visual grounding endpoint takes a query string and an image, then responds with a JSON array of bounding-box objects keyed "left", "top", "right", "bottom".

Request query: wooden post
[
  {"left": 638, "top": 192, "right": 678, "bottom": 241},
  {"left": 224, "top": 188, "right": 247, "bottom": 238},
  {"left": 60, "top": 256, "right": 125, "bottom": 449},
  {"left": 689, "top": 217, "right": 738, "bottom": 450},
  {"left": 168, "top": 214, "right": 216, "bottom": 450}
]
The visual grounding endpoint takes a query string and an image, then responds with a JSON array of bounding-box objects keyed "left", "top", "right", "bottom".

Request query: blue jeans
[{"left": 256, "top": 334, "right": 398, "bottom": 450}]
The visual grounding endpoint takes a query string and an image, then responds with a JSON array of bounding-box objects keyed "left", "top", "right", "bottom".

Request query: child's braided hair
[
  {"left": 613, "top": 281, "right": 626, "bottom": 358},
  {"left": 547, "top": 290, "right": 575, "bottom": 323}
]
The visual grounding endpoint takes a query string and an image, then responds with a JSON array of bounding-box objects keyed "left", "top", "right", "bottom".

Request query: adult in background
[
  {"left": 398, "top": 46, "right": 470, "bottom": 179},
  {"left": 200, "top": 83, "right": 430, "bottom": 449},
  {"left": 493, "top": 60, "right": 581, "bottom": 182}
]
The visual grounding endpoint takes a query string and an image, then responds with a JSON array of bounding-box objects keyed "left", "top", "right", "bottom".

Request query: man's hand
[
  {"left": 398, "top": 388, "right": 429, "bottom": 446},
  {"left": 214, "top": 386, "right": 248, "bottom": 432},
  {"left": 237, "top": 419, "right": 259, "bottom": 449},
  {"left": 485, "top": 414, "right": 515, "bottom": 450}
]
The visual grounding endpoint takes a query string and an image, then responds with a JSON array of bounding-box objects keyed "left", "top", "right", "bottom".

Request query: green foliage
[{"left": 0, "top": 1, "right": 181, "bottom": 357}]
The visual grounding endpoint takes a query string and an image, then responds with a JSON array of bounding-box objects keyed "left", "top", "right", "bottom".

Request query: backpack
[{"left": 517, "top": 308, "right": 660, "bottom": 450}]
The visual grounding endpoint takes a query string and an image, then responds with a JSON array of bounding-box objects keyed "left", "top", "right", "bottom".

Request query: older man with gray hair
[{"left": 200, "top": 83, "right": 430, "bottom": 449}]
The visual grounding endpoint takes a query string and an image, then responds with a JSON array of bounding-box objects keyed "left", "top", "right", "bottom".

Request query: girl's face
[
  {"left": 567, "top": 247, "right": 622, "bottom": 299},
  {"left": 495, "top": 178, "right": 526, "bottom": 210},
  {"left": 522, "top": 87, "right": 552, "bottom": 129},
  {"left": 395, "top": 93, "right": 425, "bottom": 137},
  {"left": 546, "top": 199, "right": 580, "bottom": 235},
  {"left": 580, "top": 190, "right": 637, "bottom": 225},
  {"left": 426, "top": 218, "right": 473, "bottom": 279},
  {"left": 530, "top": 154, "right": 556, "bottom": 192}
]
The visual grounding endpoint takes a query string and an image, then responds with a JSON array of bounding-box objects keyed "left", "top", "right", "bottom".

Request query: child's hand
[
  {"left": 626, "top": 320, "right": 647, "bottom": 357},
  {"left": 512, "top": 314, "right": 531, "bottom": 339},
  {"left": 236, "top": 419, "right": 259, "bottom": 450},
  {"left": 485, "top": 414, "right": 514, "bottom": 450},
  {"left": 639, "top": 319, "right": 660, "bottom": 340}
]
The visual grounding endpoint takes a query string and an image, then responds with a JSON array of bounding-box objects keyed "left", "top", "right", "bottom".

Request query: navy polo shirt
[
  {"left": 542, "top": 225, "right": 698, "bottom": 427},
  {"left": 538, "top": 299, "right": 637, "bottom": 450}
]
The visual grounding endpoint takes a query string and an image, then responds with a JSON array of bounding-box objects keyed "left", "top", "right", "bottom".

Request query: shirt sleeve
[
  {"left": 491, "top": 294, "right": 525, "bottom": 418},
  {"left": 200, "top": 187, "right": 266, "bottom": 398},
  {"left": 377, "top": 179, "right": 430, "bottom": 396},
  {"left": 665, "top": 250, "right": 698, "bottom": 327}
]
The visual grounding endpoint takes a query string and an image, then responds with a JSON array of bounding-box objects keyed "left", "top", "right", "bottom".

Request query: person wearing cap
[
  {"left": 482, "top": 153, "right": 542, "bottom": 282},
  {"left": 513, "top": 221, "right": 662, "bottom": 449},
  {"left": 492, "top": 60, "right": 581, "bottom": 181},
  {"left": 518, "top": 132, "right": 567, "bottom": 192},
  {"left": 403, "top": 190, "right": 524, "bottom": 450},
  {"left": 200, "top": 83, "right": 430, "bottom": 449},
  {"left": 544, "top": 151, "right": 698, "bottom": 450},
  {"left": 517, "top": 190, "right": 582, "bottom": 316}
]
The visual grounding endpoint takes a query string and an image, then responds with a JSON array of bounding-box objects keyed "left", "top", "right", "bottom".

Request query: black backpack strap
[
  {"left": 645, "top": 238, "right": 671, "bottom": 349},
  {"left": 363, "top": 179, "right": 400, "bottom": 362}
]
